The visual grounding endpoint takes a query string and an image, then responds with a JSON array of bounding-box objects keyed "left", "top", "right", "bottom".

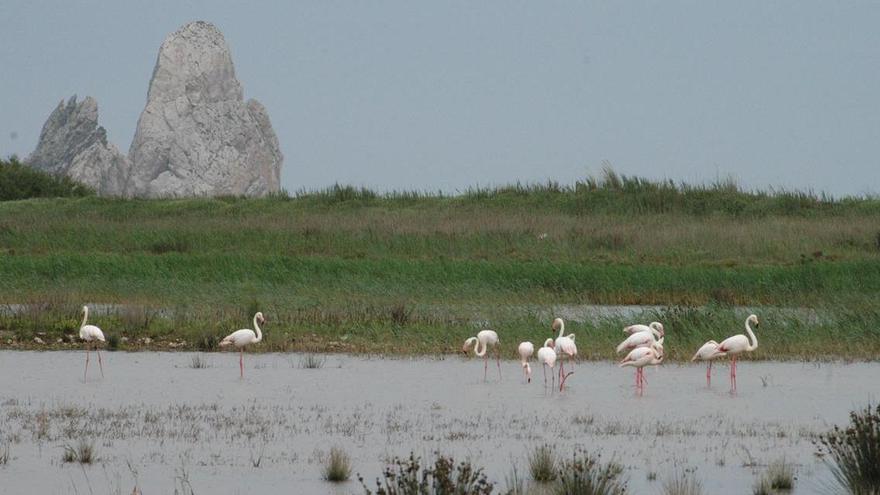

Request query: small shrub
[
  {"left": 555, "top": 450, "right": 626, "bottom": 495},
  {"left": 0, "top": 156, "right": 94, "bottom": 200},
  {"left": 662, "top": 470, "right": 703, "bottom": 495},
  {"left": 189, "top": 354, "right": 209, "bottom": 369},
  {"left": 816, "top": 403, "right": 880, "bottom": 495},
  {"left": 529, "top": 444, "right": 557, "bottom": 482},
  {"left": 62, "top": 440, "right": 97, "bottom": 464},
  {"left": 300, "top": 354, "right": 326, "bottom": 369},
  {"left": 359, "top": 452, "right": 495, "bottom": 495},
  {"left": 324, "top": 447, "right": 352, "bottom": 482}
]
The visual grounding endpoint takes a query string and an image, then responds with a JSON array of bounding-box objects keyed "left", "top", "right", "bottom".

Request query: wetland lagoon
[{"left": 0, "top": 351, "right": 877, "bottom": 494}]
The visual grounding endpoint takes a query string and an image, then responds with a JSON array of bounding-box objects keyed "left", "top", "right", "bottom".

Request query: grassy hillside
[{"left": 1, "top": 171, "right": 878, "bottom": 358}]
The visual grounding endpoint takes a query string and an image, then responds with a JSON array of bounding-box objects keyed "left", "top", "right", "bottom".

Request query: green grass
[
  {"left": 0, "top": 157, "right": 94, "bottom": 201},
  {"left": 1, "top": 172, "right": 879, "bottom": 358}
]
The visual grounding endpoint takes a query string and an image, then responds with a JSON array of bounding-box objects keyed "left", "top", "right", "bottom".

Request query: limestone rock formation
[
  {"left": 128, "top": 21, "right": 282, "bottom": 197},
  {"left": 26, "top": 96, "right": 130, "bottom": 195}
]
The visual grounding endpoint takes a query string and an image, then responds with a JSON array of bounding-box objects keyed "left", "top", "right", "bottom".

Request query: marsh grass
[
  {"left": 62, "top": 440, "right": 96, "bottom": 464},
  {"left": 662, "top": 469, "right": 703, "bottom": 495},
  {"left": 300, "top": 354, "right": 326, "bottom": 369},
  {"left": 752, "top": 477, "right": 772, "bottom": 495},
  {"left": 817, "top": 403, "right": 880, "bottom": 494},
  {"left": 323, "top": 447, "right": 352, "bottom": 482},
  {"left": 529, "top": 444, "right": 557, "bottom": 482},
  {"left": 555, "top": 450, "right": 626, "bottom": 495},
  {"left": 0, "top": 443, "right": 8, "bottom": 465},
  {"left": 189, "top": 354, "right": 209, "bottom": 369},
  {"left": 359, "top": 452, "right": 494, "bottom": 494},
  {"left": 504, "top": 465, "right": 526, "bottom": 495},
  {"left": 765, "top": 459, "right": 794, "bottom": 490}
]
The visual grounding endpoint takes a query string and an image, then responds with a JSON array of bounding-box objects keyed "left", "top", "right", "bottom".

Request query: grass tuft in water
[
  {"left": 323, "top": 447, "right": 352, "bottom": 482},
  {"left": 300, "top": 354, "right": 326, "bottom": 369},
  {"left": 555, "top": 450, "right": 626, "bottom": 495},
  {"left": 62, "top": 440, "right": 96, "bottom": 464},
  {"left": 529, "top": 444, "right": 558, "bottom": 482},
  {"left": 0, "top": 444, "right": 8, "bottom": 465},
  {"left": 189, "top": 354, "right": 209, "bottom": 369},
  {"left": 662, "top": 469, "right": 703, "bottom": 495},
  {"left": 765, "top": 459, "right": 794, "bottom": 490},
  {"left": 504, "top": 464, "right": 526, "bottom": 495},
  {"left": 359, "top": 452, "right": 494, "bottom": 494},
  {"left": 817, "top": 403, "right": 880, "bottom": 495}
]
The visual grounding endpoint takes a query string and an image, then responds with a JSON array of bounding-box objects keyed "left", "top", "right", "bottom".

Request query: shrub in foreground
[
  {"left": 359, "top": 452, "right": 494, "bottom": 495},
  {"left": 817, "top": 403, "right": 880, "bottom": 495}
]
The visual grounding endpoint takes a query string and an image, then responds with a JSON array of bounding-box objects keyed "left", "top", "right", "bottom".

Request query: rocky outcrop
[
  {"left": 26, "top": 96, "right": 130, "bottom": 195},
  {"left": 128, "top": 21, "right": 282, "bottom": 197}
]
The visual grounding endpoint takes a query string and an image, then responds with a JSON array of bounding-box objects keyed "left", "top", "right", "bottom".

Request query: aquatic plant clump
[
  {"left": 528, "top": 444, "right": 558, "bottom": 482},
  {"left": 817, "top": 403, "right": 880, "bottom": 495},
  {"left": 323, "top": 447, "right": 352, "bottom": 482},
  {"left": 661, "top": 469, "right": 703, "bottom": 495},
  {"left": 359, "top": 452, "right": 495, "bottom": 495},
  {"left": 555, "top": 450, "right": 626, "bottom": 495}
]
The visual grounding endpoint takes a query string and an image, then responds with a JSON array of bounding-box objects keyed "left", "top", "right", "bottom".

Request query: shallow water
[{"left": 0, "top": 351, "right": 877, "bottom": 494}]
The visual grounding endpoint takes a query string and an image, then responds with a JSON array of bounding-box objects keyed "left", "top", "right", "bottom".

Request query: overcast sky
[{"left": 2, "top": 1, "right": 878, "bottom": 196}]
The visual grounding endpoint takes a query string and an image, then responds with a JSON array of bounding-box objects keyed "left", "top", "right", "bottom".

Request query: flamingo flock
[{"left": 74, "top": 305, "right": 761, "bottom": 393}]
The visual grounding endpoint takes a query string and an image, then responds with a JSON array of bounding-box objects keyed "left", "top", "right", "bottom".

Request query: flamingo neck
[
  {"left": 556, "top": 320, "right": 565, "bottom": 339},
  {"left": 745, "top": 318, "right": 757, "bottom": 351},
  {"left": 474, "top": 338, "right": 487, "bottom": 357},
  {"left": 253, "top": 315, "right": 263, "bottom": 342},
  {"left": 81, "top": 307, "right": 88, "bottom": 329}
]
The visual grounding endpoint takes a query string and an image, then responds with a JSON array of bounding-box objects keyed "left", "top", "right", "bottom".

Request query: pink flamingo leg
[
  {"left": 496, "top": 347, "right": 502, "bottom": 380},
  {"left": 706, "top": 361, "right": 712, "bottom": 387},
  {"left": 96, "top": 346, "right": 104, "bottom": 378},
  {"left": 483, "top": 354, "right": 488, "bottom": 382},
  {"left": 240, "top": 349, "right": 244, "bottom": 379},
  {"left": 84, "top": 345, "right": 90, "bottom": 382}
]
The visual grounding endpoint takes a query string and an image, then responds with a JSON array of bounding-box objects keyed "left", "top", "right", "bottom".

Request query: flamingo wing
[
  {"left": 692, "top": 341, "right": 720, "bottom": 361},
  {"left": 537, "top": 347, "right": 557, "bottom": 367},
  {"left": 716, "top": 334, "right": 749, "bottom": 355},
  {"left": 518, "top": 342, "right": 534, "bottom": 360},
  {"left": 624, "top": 324, "right": 651, "bottom": 334},
  {"left": 80, "top": 325, "right": 105, "bottom": 342},
  {"left": 616, "top": 331, "right": 653, "bottom": 353},
  {"left": 220, "top": 329, "right": 257, "bottom": 348}
]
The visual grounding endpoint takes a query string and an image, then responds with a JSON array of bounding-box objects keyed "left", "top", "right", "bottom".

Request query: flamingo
[
  {"left": 623, "top": 321, "right": 665, "bottom": 336},
  {"left": 517, "top": 341, "right": 534, "bottom": 383},
  {"left": 79, "top": 305, "right": 105, "bottom": 381},
  {"left": 552, "top": 318, "right": 577, "bottom": 390},
  {"left": 536, "top": 338, "right": 557, "bottom": 388},
  {"left": 220, "top": 312, "right": 265, "bottom": 378},
  {"left": 616, "top": 323, "right": 664, "bottom": 353},
  {"left": 707, "top": 314, "right": 759, "bottom": 390},
  {"left": 462, "top": 330, "right": 501, "bottom": 381},
  {"left": 691, "top": 340, "right": 725, "bottom": 386},
  {"left": 619, "top": 341, "right": 664, "bottom": 392}
]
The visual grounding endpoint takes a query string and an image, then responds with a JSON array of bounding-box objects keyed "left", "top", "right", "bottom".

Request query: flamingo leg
[
  {"left": 240, "top": 349, "right": 244, "bottom": 379},
  {"left": 484, "top": 353, "right": 489, "bottom": 382},
  {"left": 642, "top": 369, "right": 648, "bottom": 386},
  {"left": 707, "top": 361, "right": 712, "bottom": 387},
  {"left": 496, "top": 347, "right": 502, "bottom": 380},
  {"left": 96, "top": 345, "right": 104, "bottom": 378},
  {"left": 84, "top": 344, "right": 89, "bottom": 382},
  {"left": 543, "top": 363, "right": 547, "bottom": 387}
]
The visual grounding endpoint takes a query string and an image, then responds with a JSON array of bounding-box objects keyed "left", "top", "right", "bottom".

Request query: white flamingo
[
  {"left": 623, "top": 321, "right": 664, "bottom": 335},
  {"left": 619, "top": 341, "right": 664, "bottom": 392},
  {"left": 536, "top": 338, "right": 557, "bottom": 388},
  {"left": 616, "top": 323, "right": 664, "bottom": 353},
  {"left": 552, "top": 318, "right": 577, "bottom": 390},
  {"left": 462, "top": 330, "right": 501, "bottom": 381},
  {"left": 79, "top": 305, "right": 105, "bottom": 381},
  {"left": 708, "top": 314, "right": 759, "bottom": 390},
  {"left": 691, "top": 340, "right": 725, "bottom": 386},
  {"left": 220, "top": 312, "right": 265, "bottom": 378},
  {"left": 517, "top": 341, "right": 535, "bottom": 383}
]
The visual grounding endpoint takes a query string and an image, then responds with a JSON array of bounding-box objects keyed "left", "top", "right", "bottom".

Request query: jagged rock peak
[
  {"left": 128, "top": 21, "right": 282, "bottom": 197},
  {"left": 26, "top": 95, "right": 129, "bottom": 195}
]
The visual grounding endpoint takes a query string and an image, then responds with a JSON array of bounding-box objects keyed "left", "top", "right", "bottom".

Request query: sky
[{"left": 1, "top": 1, "right": 878, "bottom": 196}]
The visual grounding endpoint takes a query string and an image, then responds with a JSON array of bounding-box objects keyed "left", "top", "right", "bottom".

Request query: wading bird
[
  {"left": 536, "top": 338, "right": 557, "bottom": 388},
  {"left": 616, "top": 322, "right": 664, "bottom": 354},
  {"left": 79, "top": 305, "right": 106, "bottom": 381},
  {"left": 623, "top": 321, "right": 665, "bottom": 336},
  {"left": 552, "top": 318, "right": 577, "bottom": 390},
  {"left": 517, "top": 341, "right": 534, "bottom": 383},
  {"left": 462, "top": 330, "right": 501, "bottom": 381},
  {"left": 220, "top": 312, "right": 265, "bottom": 378},
  {"left": 691, "top": 340, "right": 725, "bottom": 386},
  {"left": 619, "top": 341, "right": 664, "bottom": 393},
  {"left": 708, "top": 314, "right": 759, "bottom": 391}
]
